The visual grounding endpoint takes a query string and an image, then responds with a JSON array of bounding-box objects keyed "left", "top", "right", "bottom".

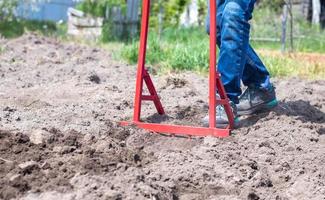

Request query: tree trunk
[
  {"left": 321, "top": 0, "right": 325, "bottom": 28},
  {"left": 312, "top": 0, "right": 321, "bottom": 25}
]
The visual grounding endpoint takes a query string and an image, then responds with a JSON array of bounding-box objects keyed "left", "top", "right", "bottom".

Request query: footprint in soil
[
  {"left": 247, "top": 192, "right": 260, "bottom": 200},
  {"left": 88, "top": 72, "right": 101, "bottom": 84},
  {"left": 163, "top": 77, "right": 188, "bottom": 89},
  {"left": 146, "top": 113, "right": 170, "bottom": 123},
  {"left": 115, "top": 100, "right": 132, "bottom": 111},
  {"left": 175, "top": 106, "right": 200, "bottom": 120}
]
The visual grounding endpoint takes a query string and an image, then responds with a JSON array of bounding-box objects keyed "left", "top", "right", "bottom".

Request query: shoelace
[
  {"left": 215, "top": 94, "right": 224, "bottom": 118},
  {"left": 240, "top": 87, "right": 256, "bottom": 104}
]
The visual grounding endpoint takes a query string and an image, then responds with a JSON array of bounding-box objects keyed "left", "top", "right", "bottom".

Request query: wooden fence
[
  {"left": 68, "top": 0, "right": 140, "bottom": 40},
  {"left": 105, "top": 0, "right": 139, "bottom": 38}
]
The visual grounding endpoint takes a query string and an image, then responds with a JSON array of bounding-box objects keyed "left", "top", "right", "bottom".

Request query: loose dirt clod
[
  {"left": 0, "top": 34, "right": 324, "bottom": 200},
  {"left": 29, "top": 129, "right": 51, "bottom": 144},
  {"left": 88, "top": 73, "right": 101, "bottom": 84},
  {"left": 18, "top": 161, "right": 39, "bottom": 173}
]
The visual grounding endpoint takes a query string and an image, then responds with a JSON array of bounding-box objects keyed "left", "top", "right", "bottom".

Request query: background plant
[
  {"left": 150, "top": 0, "right": 191, "bottom": 30},
  {"left": 257, "top": 0, "right": 285, "bottom": 13},
  {"left": 0, "top": 0, "right": 18, "bottom": 20},
  {"left": 76, "top": 0, "right": 126, "bottom": 18}
]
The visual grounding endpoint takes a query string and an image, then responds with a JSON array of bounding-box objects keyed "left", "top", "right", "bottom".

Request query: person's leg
[
  {"left": 203, "top": 0, "right": 236, "bottom": 128},
  {"left": 203, "top": 0, "right": 277, "bottom": 126},
  {"left": 218, "top": 0, "right": 257, "bottom": 103},
  {"left": 242, "top": 45, "right": 271, "bottom": 88},
  {"left": 206, "top": 0, "right": 271, "bottom": 89},
  {"left": 238, "top": 45, "right": 278, "bottom": 115},
  {"left": 203, "top": 0, "right": 249, "bottom": 127},
  {"left": 205, "top": 0, "right": 224, "bottom": 46}
]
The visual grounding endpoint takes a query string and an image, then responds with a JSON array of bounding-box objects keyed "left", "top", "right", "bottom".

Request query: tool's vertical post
[
  {"left": 209, "top": 0, "right": 217, "bottom": 128},
  {"left": 133, "top": 0, "right": 151, "bottom": 122}
]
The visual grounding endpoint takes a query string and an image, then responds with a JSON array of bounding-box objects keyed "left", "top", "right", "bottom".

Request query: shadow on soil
[
  {"left": 145, "top": 100, "right": 324, "bottom": 128},
  {"left": 240, "top": 100, "right": 325, "bottom": 129}
]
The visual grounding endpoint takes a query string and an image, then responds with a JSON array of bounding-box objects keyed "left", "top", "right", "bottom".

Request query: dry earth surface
[{"left": 0, "top": 34, "right": 324, "bottom": 200}]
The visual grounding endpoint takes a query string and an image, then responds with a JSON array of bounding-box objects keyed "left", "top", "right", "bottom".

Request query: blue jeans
[{"left": 206, "top": 0, "right": 271, "bottom": 103}]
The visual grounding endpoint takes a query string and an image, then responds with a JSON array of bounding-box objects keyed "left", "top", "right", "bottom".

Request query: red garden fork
[{"left": 120, "top": 0, "right": 235, "bottom": 137}]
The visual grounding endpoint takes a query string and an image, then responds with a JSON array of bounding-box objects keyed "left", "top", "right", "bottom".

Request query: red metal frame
[{"left": 121, "top": 0, "right": 235, "bottom": 137}]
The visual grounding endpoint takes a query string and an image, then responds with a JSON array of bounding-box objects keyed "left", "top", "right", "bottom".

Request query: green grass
[
  {"left": 0, "top": 19, "right": 66, "bottom": 39},
  {"left": 251, "top": 29, "right": 325, "bottom": 54},
  {"left": 251, "top": 37, "right": 325, "bottom": 53},
  {"left": 262, "top": 56, "right": 297, "bottom": 77},
  {"left": 119, "top": 6, "right": 325, "bottom": 78},
  {"left": 121, "top": 27, "right": 210, "bottom": 73},
  {"left": 0, "top": 9, "right": 323, "bottom": 79},
  {"left": 250, "top": 8, "right": 325, "bottom": 53},
  {"left": 259, "top": 51, "right": 325, "bottom": 79},
  {"left": 119, "top": 7, "right": 324, "bottom": 78},
  {"left": 120, "top": 26, "right": 325, "bottom": 78}
]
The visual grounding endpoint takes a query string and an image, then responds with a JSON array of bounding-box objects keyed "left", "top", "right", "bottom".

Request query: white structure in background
[
  {"left": 180, "top": 0, "right": 199, "bottom": 27},
  {"left": 67, "top": 0, "right": 139, "bottom": 40},
  {"left": 67, "top": 8, "right": 103, "bottom": 40}
]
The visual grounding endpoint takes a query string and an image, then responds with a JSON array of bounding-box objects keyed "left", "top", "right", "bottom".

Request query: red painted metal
[
  {"left": 121, "top": 0, "right": 235, "bottom": 137},
  {"left": 209, "top": 0, "right": 217, "bottom": 128},
  {"left": 133, "top": 0, "right": 151, "bottom": 122},
  {"left": 143, "top": 70, "right": 164, "bottom": 114},
  {"left": 120, "top": 121, "right": 230, "bottom": 138}
]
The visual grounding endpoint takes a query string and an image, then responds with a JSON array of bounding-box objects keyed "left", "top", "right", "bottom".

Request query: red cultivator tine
[
  {"left": 133, "top": 0, "right": 151, "bottom": 122},
  {"left": 120, "top": 0, "right": 235, "bottom": 137},
  {"left": 209, "top": 0, "right": 217, "bottom": 129}
]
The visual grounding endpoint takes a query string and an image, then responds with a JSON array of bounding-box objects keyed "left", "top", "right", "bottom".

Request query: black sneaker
[
  {"left": 237, "top": 84, "right": 278, "bottom": 116},
  {"left": 202, "top": 101, "right": 240, "bottom": 128}
]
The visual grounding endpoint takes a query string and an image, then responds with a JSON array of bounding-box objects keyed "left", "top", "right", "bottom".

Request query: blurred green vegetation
[
  {"left": 75, "top": 0, "right": 125, "bottom": 17},
  {"left": 119, "top": 7, "right": 325, "bottom": 78},
  {"left": 0, "top": 0, "right": 19, "bottom": 20},
  {"left": 0, "top": 19, "right": 66, "bottom": 38},
  {"left": 121, "top": 27, "right": 209, "bottom": 73},
  {"left": 76, "top": 0, "right": 194, "bottom": 41},
  {"left": 250, "top": 7, "right": 325, "bottom": 53},
  {"left": 119, "top": 26, "right": 325, "bottom": 78},
  {"left": 0, "top": 4, "right": 324, "bottom": 79},
  {"left": 76, "top": 0, "right": 192, "bottom": 28},
  {"left": 257, "top": 0, "right": 285, "bottom": 13},
  {"left": 150, "top": 0, "right": 191, "bottom": 29},
  {"left": 260, "top": 52, "right": 325, "bottom": 79}
]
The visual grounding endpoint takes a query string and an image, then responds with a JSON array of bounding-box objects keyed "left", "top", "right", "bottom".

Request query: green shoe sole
[{"left": 266, "top": 99, "right": 279, "bottom": 108}]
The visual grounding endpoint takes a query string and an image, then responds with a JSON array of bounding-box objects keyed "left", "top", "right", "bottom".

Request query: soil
[{"left": 0, "top": 34, "right": 324, "bottom": 200}]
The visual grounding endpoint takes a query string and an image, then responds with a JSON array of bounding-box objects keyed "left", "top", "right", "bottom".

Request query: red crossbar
[
  {"left": 120, "top": 0, "right": 235, "bottom": 137},
  {"left": 120, "top": 121, "right": 230, "bottom": 138}
]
